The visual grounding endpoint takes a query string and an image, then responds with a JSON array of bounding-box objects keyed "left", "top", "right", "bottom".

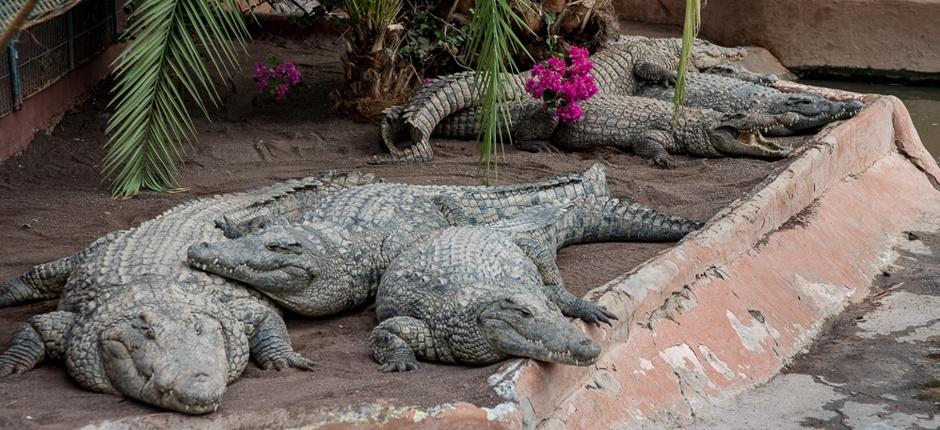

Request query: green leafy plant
[
  {"left": 464, "top": 0, "right": 532, "bottom": 183},
  {"left": 104, "top": 0, "right": 249, "bottom": 198},
  {"left": 673, "top": 0, "right": 700, "bottom": 121}
]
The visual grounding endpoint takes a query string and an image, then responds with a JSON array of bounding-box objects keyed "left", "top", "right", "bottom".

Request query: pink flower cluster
[
  {"left": 524, "top": 45, "right": 597, "bottom": 122},
  {"left": 255, "top": 56, "right": 301, "bottom": 100}
]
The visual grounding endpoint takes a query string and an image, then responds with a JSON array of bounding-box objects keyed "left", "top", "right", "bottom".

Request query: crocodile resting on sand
[
  {"left": 377, "top": 36, "right": 860, "bottom": 163},
  {"left": 435, "top": 95, "right": 797, "bottom": 167},
  {"left": 637, "top": 71, "right": 864, "bottom": 136},
  {"left": 0, "top": 167, "right": 611, "bottom": 413},
  {"left": 188, "top": 164, "right": 611, "bottom": 316},
  {"left": 0, "top": 172, "right": 379, "bottom": 414},
  {"left": 187, "top": 165, "right": 701, "bottom": 322},
  {"left": 376, "top": 36, "right": 762, "bottom": 164},
  {"left": 370, "top": 196, "right": 701, "bottom": 371}
]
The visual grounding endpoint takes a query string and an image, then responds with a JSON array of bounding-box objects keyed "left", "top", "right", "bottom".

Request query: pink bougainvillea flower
[
  {"left": 254, "top": 57, "right": 302, "bottom": 100},
  {"left": 524, "top": 45, "right": 597, "bottom": 123}
]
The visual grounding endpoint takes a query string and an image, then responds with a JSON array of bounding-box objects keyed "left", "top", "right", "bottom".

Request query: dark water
[{"left": 801, "top": 80, "right": 940, "bottom": 156}]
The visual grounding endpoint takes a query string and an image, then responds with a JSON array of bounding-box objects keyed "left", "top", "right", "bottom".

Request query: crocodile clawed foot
[
  {"left": 380, "top": 358, "right": 418, "bottom": 373},
  {"left": 261, "top": 351, "right": 315, "bottom": 371},
  {"left": 653, "top": 154, "right": 676, "bottom": 169},
  {"left": 0, "top": 362, "right": 28, "bottom": 378},
  {"left": 515, "top": 140, "right": 561, "bottom": 154}
]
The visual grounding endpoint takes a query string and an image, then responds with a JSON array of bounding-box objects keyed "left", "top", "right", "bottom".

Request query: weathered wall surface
[
  {"left": 511, "top": 94, "right": 940, "bottom": 428},
  {"left": 614, "top": 0, "right": 940, "bottom": 75},
  {"left": 0, "top": 45, "right": 121, "bottom": 161}
]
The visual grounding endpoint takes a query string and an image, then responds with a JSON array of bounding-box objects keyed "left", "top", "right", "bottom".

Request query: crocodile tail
[
  {"left": 554, "top": 195, "right": 703, "bottom": 247},
  {"left": 376, "top": 71, "right": 530, "bottom": 164},
  {"left": 445, "top": 163, "right": 610, "bottom": 224}
]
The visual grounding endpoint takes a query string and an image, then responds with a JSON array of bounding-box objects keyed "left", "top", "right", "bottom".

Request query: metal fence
[{"left": 1, "top": 0, "right": 123, "bottom": 118}]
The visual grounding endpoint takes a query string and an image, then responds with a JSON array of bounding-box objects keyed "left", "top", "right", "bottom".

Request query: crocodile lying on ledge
[
  {"left": 0, "top": 172, "right": 379, "bottom": 414},
  {"left": 435, "top": 95, "right": 798, "bottom": 167},
  {"left": 188, "top": 164, "right": 610, "bottom": 317},
  {"left": 371, "top": 197, "right": 701, "bottom": 371},
  {"left": 376, "top": 36, "right": 758, "bottom": 164},
  {"left": 636, "top": 72, "right": 864, "bottom": 136}
]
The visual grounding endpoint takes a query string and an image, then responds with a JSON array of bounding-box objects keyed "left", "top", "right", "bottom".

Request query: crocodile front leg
[
  {"left": 515, "top": 239, "right": 618, "bottom": 326},
  {"left": 370, "top": 316, "right": 434, "bottom": 372},
  {"left": 234, "top": 300, "right": 314, "bottom": 371},
  {"left": 0, "top": 311, "right": 74, "bottom": 376}
]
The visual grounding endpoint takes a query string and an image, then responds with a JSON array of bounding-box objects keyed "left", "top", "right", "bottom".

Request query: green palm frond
[
  {"left": 673, "top": 0, "right": 700, "bottom": 121},
  {"left": 104, "top": 0, "right": 248, "bottom": 198},
  {"left": 465, "top": 0, "right": 532, "bottom": 183}
]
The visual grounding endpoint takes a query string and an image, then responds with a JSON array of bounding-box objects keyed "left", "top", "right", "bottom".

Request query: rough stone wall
[{"left": 614, "top": 0, "right": 940, "bottom": 76}]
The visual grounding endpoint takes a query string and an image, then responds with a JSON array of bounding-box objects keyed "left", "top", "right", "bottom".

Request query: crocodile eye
[
  {"left": 518, "top": 307, "right": 534, "bottom": 318},
  {"left": 266, "top": 242, "right": 303, "bottom": 254}
]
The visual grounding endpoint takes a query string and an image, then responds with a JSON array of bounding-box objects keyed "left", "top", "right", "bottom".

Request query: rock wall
[{"left": 614, "top": 0, "right": 940, "bottom": 77}]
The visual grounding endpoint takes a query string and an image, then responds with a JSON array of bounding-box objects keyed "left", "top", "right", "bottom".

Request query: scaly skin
[
  {"left": 369, "top": 196, "right": 701, "bottom": 371},
  {"left": 636, "top": 72, "right": 864, "bottom": 136},
  {"left": 435, "top": 95, "right": 798, "bottom": 166},
  {"left": 188, "top": 164, "right": 611, "bottom": 316},
  {"left": 377, "top": 36, "right": 755, "bottom": 164},
  {"left": 0, "top": 171, "right": 379, "bottom": 414},
  {"left": 553, "top": 95, "right": 797, "bottom": 166}
]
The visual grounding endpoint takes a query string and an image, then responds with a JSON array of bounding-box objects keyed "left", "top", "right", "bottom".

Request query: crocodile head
[
  {"left": 766, "top": 96, "right": 864, "bottom": 136},
  {"left": 478, "top": 291, "right": 600, "bottom": 365},
  {"left": 99, "top": 308, "right": 229, "bottom": 414},
  {"left": 706, "top": 112, "right": 798, "bottom": 159},
  {"left": 188, "top": 223, "right": 373, "bottom": 316}
]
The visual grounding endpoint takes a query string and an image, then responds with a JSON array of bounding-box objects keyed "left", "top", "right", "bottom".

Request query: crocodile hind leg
[
  {"left": 1, "top": 231, "right": 124, "bottom": 308},
  {"left": 630, "top": 130, "right": 677, "bottom": 168},
  {"left": 0, "top": 311, "right": 74, "bottom": 376},
  {"left": 370, "top": 316, "right": 435, "bottom": 372},
  {"left": 515, "top": 239, "right": 618, "bottom": 326}
]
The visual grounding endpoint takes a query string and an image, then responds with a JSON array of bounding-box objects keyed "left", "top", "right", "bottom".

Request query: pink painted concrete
[
  {"left": 512, "top": 95, "right": 940, "bottom": 428},
  {"left": 0, "top": 45, "right": 122, "bottom": 161}
]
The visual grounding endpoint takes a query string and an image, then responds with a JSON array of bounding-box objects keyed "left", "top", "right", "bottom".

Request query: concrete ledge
[
  {"left": 613, "top": 0, "right": 940, "bottom": 77},
  {"left": 509, "top": 94, "right": 940, "bottom": 428}
]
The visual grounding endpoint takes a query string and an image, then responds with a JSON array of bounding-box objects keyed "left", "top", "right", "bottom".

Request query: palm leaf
[
  {"left": 465, "top": 0, "right": 532, "bottom": 184},
  {"left": 104, "top": 0, "right": 248, "bottom": 198},
  {"left": 672, "top": 0, "right": 700, "bottom": 121}
]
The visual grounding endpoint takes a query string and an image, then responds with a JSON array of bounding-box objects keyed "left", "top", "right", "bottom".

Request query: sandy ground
[
  {"left": 684, "top": 229, "right": 940, "bottom": 429},
  {"left": 0, "top": 34, "right": 818, "bottom": 428}
]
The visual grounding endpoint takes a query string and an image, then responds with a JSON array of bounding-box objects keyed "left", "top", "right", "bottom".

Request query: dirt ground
[{"left": 0, "top": 34, "right": 817, "bottom": 428}]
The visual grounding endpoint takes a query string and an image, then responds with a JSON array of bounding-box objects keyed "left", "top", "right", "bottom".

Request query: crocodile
[
  {"left": 376, "top": 36, "right": 762, "bottom": 164},
  {"left": 0, "top": 166, "right": 611, "bottom": 413},
  {"left": 185, "top": 165, "right": 702, "bottom": 319},
  {"left": 433, "top": 94, "right": 798, "bottom": 167},
  {"left": 0, "top": 171, "right": 380, "bottom": 414},
  {"left": 370, "top": 196, "right": 701, "bottom": 371},
  {"left": 188, "top": 164, "right": 610, "bottom": 316},
  {"left": 636, "top": 71, "right": 865, "bottom": 136}
]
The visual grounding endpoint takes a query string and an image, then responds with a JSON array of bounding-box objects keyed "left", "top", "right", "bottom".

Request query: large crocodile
[
  {"left": 0, "top": 167, "right": 612, "bottom": 413},
  {"left": 370, "top": 196, "right": 700, "bottom": 371},
  {"left": 186, "top": 165, "right": 700, "bottom": 318},
  {"left": 0, "top": 172, "right": 379, "bottom": 414},
  {"left": 636, "top": 71, "right": 864, "bottom": 136},
  {"left": 434, "top": 95, "right": 798, "bottom": 167},
  {"left": 376, "top": 36, "right": 759, "bottom": 163}
]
